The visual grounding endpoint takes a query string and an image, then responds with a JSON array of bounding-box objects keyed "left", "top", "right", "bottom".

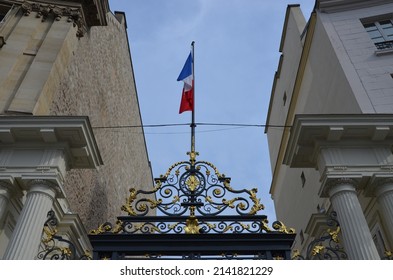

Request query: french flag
[{"left": 177, "top": 52, "right": 194, "bottom": 114}]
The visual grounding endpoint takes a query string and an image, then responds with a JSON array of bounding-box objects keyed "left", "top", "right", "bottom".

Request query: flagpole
[{"left": 191, "top": 41, "right": 196, "bottom": 154}]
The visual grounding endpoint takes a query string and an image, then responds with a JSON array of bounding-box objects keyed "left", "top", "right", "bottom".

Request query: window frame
[{"left": 361, "top": 14, "right": 393, "bottom": 54}]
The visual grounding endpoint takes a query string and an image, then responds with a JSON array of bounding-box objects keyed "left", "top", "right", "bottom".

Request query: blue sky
[{"left": 108, "top": 0, "right": 315, "bottom": 221}]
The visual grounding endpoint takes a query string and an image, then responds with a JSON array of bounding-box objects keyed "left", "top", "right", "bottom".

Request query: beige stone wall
[
  {"left": 48, "top": 12, "right": 153, "bottom": 230},
  {"left": 0, "top": 5, "right": 153, "bottom": 231}
]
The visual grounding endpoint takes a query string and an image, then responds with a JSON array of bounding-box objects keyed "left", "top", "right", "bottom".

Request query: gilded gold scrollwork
[
  {"left": 42, "top": 226, "right": 57, "bottom": 244},
  {"left": 121, "top": 188, "right": 138, "bottom": 216},
  {"left": 248, "top": 189, "right": 265, "bottom": 215},
  {"left": 89, "top": 222, "right": 112, "bottom": 235},
  {"left": 327, "top": 226, "right": 340, "bottom": 243},
  {"left": 272, "top": 221, "right": 295, "bottom": 234},
  {"left": 311, "top": 245, "right": 325, "bottom": 256}
]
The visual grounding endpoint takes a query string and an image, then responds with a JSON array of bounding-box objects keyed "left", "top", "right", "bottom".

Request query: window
[{"left": 363, "top": 19, "right": 393, "bottom": 50}]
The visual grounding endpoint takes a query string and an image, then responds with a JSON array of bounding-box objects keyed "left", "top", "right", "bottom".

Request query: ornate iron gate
[{"left": 89, "top": 152, "right": 296, "bottom": 259}]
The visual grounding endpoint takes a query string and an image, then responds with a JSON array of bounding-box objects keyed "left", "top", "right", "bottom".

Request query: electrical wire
[{"left": 92, "top": 122, "right": 292, "bottom": 129}]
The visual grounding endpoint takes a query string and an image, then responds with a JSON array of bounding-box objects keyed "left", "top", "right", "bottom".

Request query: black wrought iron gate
[{"left": 88, "top": 152, "right": 296, "bottom": 260}]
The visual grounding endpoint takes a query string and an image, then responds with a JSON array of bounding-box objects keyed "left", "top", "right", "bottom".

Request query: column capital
[
  {"left": 0, "top": 177, "right": 21, "bottom": 200},
  {"left": 0, "top": 181, "right": 14, "bottom": 200},
  {"left": 25, "top": 179, "right": 60, "bottom": 199},
  {"left": 366, "top": 175, "right": 393, "bottom": 198},
  {"left": 320, "top": 176, "right": 362, "bottom": 198}
]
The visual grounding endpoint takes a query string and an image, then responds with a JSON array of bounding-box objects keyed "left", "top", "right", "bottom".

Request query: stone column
[
  {"left": 328, "top": 179, "right": 380, "bottom": 260},
  {"left": 2, "top": 180, "right": 57, "bottom": 260},
  {"left": 375, "top": 180, "right": 393, "bottom": 244},
  {"left": 0, "top": 182, "right": 13, "bottom": 224}
]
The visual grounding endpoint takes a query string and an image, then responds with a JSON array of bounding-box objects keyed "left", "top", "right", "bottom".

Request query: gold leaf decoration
[
  {"left": 89, "top": 223, "right": 112, "bottom": 235},
  {"left": 312, "top": 245, "right": 325, "bottom": 256},
  {"left": 328, "top": 226, "right": 340, "bottom": 243}
]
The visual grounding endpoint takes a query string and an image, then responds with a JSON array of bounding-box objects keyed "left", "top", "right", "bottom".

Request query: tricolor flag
[{"left": 177, "top": 52, "right": 194, "bottom": 114}]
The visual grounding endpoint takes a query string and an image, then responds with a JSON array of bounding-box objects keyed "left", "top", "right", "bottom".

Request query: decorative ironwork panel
[
  {"left": 37, "top": 210, "right": 91, "bottom": 260},
  {"left": 120, "top": 152, "right": 264, "bottom": 218},
  {"left": 292, "top": 212, "right": 347, "bottom": 260},
  {"left": 89, "top": 152, "right": 296, "bottom": 260}
]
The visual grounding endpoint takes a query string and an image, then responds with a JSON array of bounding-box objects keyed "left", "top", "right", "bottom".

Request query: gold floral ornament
[
  {"left": 184, "top": 216, "right": 201, "bottom": 234},
  {"left": 291, "top": 249, "right": 301, "bottom": 259},
  {"left": 222, "top": 197, "right": 241, "bottom": 208},
  {"left": 42, "top": 226, "right": 57, "bottom": 244},
  {"left": 248, "top": 188, "right": 265, "bottom": 215},
  {"left": 61, "top": 247, "right": 72, "bottom": 257},
  {"left": 187, "top": 151, "right": 199, "bottom": 165},
  {"left": 272, "top": 221, "right": 295, "bottom": 234},
  {"left": 121, "top": 187, "right": 162, "bottom": 216},
  {"left": 312, "top": 245, "right": 325, "bottom": 256},
  {"left": 186, "top": 175, "right": 199, "bottom": 191},
  {"left": 89, "top": 222, "right": 113, "bottom": 235},
  {"left": 261, "top": 218, "right": 272, "bottom": 232},
  {"left": 120, "top": 188, "right": 138, "bottom": 216},
  {"left": 327, "top": 226, "right": 340, "bottom": 243}
]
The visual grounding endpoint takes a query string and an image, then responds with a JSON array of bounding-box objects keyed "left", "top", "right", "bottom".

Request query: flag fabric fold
[{"left": 177, "top": 52, "right": 194, "bottom": 114}]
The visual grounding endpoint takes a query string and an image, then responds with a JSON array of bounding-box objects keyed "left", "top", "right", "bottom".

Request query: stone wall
[{"left": 48, "top": 12, "right": 153, "bottom": 231}]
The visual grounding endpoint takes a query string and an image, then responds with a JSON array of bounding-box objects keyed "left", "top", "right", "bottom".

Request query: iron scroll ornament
[
  {"left": 37, "top": 211, "right": 91, "bottom": 260},
  {"left": 292, "top": 211, "right": 348, "bottom": 260},
  {"left": 91, "top": 151, "right": 295, "bottom": 235},
  {"left": 121, "top": 151, "right": 265, "bottom": 217}
]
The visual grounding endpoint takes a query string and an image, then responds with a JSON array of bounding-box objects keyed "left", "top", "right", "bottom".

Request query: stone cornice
[
  {"left": 317, "top": 0, "right": 392, "bottom": 13},
  {"left": 283, "top": 114, "right": 393, "bottom": 168},
  {"left": 0, "top": 115, "right": 103, "bottom": 169},
  {"left": 8, "top": 0, "right": 109, "bottom": 37},
  {"left": 21, "top": 1, "right": 85, "bottom": 36}
]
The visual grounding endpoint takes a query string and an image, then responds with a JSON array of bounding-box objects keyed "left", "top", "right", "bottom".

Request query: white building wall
[
  {"left": 266, "top": 6, "right": 306, "bottom": 174},
  {"left": 297, "top": 17, "right": 362, "bottom": 115},
  {"left": 320, "top": 2, "right": 393, "bottom": 113},
  {"left": 267, "top": 1, "right": 393, "bottom": 258}
]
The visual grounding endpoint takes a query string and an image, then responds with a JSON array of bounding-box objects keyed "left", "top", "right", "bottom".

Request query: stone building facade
[
  {"left": 266, "top": 0, "right": 393, "bottom": 259},
  {"left": 0, "top": 0, "right": 153, "bottom": 259}
]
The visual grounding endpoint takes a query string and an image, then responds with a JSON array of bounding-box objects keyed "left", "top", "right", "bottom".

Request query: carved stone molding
[
  {"left": 25, "top": 179, "right": 63, "bottom": 198},
  {"left": 320, "top": 177, "right": 361, "bottom": 198},
  {"left": 0, "top": 181, "right": 15, "bottom": 199},
  {"left": 366, "top": 177, "right": 393, "bottom": 198},
  {"left": 326, "top": 178, "right": 358, "bottom": 188},
  {"left": 373, "top": 177, "right": 393, "bottom": 188},
  {"left": 0, "top": 180, "right": 14, "bottom": 190},
  {"left": 26, "top": 179, "right": 57, "bottom": 188},
  {"left": 20, "top": 1, "right": 85, "bottom": 37}
]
